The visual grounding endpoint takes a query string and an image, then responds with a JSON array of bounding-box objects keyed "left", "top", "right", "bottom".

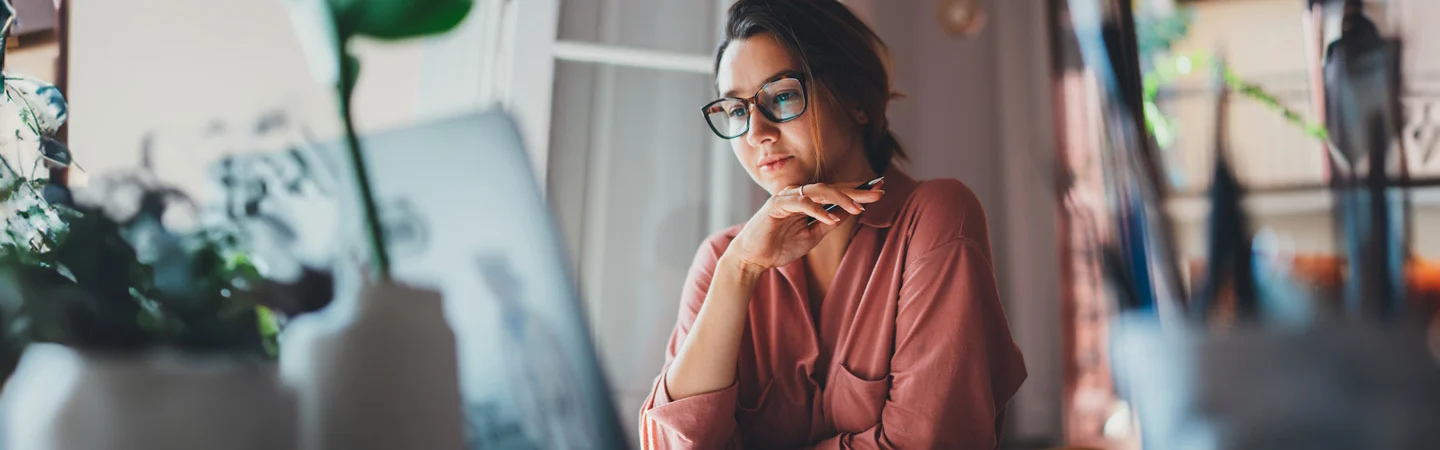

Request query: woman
[{"left": 639, "top": 1, "right": 1027, "bottom": 448}]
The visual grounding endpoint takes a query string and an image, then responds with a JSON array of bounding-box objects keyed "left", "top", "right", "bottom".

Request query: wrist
[{"left": 717, "top": 254, "right": 767, "bottom": 285}]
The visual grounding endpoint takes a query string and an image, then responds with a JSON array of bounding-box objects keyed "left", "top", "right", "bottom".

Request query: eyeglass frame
[{"left": 700, "top": 73, "right": 810, "bottom": 140}]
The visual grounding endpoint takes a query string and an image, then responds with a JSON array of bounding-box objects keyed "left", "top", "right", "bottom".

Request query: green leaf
[
  {"left": 331, "top": 0, "right": 473, "bottom": 40},
  {"left": 255, "top": 305, "right": 281, "bottom": 358}
]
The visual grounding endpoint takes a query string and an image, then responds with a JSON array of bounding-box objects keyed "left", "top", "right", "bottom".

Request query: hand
[{"left": 725, "top": 181, "right": 885, "bottom": 272}]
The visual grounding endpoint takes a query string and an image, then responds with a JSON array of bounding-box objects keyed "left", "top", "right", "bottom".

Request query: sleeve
[
  {"left": 796, "top": 238, "right": 1028, "bottom": 450},
  {"left": 638, "top": 234, "right": 746, "bottom": 450}
]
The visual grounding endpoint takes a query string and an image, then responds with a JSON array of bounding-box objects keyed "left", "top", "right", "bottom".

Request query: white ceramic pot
[
  {"left": 0, "top": 343, "right": 297, "bottom": 450},
  {"left": 281, "top": 281, "right": 466, "bottom": 450}
]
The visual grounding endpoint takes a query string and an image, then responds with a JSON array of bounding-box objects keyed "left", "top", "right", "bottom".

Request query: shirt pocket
[{"left": 828, "top": 363, "right": 891, "bottom": 433}]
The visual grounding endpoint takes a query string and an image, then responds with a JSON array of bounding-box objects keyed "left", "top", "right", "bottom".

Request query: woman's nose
[{"left": 745, "top": 104, "right": 779, "bottom": 148}]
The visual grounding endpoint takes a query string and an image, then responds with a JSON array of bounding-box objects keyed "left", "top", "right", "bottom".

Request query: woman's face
[{"left": 715, "top": 33, "right": 866, "bottom": 195}]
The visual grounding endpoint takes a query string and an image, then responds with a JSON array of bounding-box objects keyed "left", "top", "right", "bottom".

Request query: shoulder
[
  {"left": 904, "top": 178, "right": 985, "bottom": 222},
  {"left": 896, "top": 178, "right": 991, "bottom": 255}
]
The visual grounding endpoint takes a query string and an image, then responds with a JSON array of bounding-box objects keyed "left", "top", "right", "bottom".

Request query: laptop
[{"left": 235, "top": 110, "right": 627, "bottom": 449}]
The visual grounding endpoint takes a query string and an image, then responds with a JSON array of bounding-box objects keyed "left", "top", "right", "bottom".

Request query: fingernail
[{"left": 829, "top": 214, "right": 840, "bottom": 222}]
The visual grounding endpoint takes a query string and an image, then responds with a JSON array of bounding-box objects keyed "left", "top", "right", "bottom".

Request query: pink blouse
[{"left": 639, "top": 168, "right": 1028, "bottom": 449}]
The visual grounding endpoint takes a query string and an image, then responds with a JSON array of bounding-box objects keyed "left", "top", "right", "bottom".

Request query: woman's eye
[
  {"left": 729, "top": 107, "right": 748, "bottom": 118},
  {"left": 775, "top": 92, "right": 796, "bottom": 103}
]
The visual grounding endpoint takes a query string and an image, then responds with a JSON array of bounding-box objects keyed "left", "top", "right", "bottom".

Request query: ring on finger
[{"left": 798, "top": 185, "right": 805, "bottom": 198}]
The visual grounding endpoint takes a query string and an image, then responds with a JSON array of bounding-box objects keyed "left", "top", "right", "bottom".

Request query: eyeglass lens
[{"left": 703, "top": 77, "right": 806, "bottom": 139}]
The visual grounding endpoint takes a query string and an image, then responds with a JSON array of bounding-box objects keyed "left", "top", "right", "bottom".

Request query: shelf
[{"left": 1166, "top": 186, "right": 1440, "bottom": 221}]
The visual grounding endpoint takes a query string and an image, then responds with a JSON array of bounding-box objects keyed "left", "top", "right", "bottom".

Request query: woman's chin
[
  {"left": 759, "top": 170, "right": 811, "bottom": 192},
  {"left": 746, "top": 163, "right": 814, "bottom": 194},
  {"left": 761, "top": 179, "right": 800, "bottom": 195}
]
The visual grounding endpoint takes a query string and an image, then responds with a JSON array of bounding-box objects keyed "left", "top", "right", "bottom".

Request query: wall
[
  {"left": 66, "top": 0, "right": 464, "bottom": 199},
  {"left": 869, "top": 1, "right": 1001, "bottom": 203},
  {"left": 5, "top": 40, "right": 57, "bottom": 82}
]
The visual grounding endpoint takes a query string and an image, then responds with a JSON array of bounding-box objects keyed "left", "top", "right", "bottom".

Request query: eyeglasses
[{"left": 701, "top": 74, "right": 808, "bottom": 139}]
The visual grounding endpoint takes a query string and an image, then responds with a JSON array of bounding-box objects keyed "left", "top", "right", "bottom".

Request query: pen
[{"left": 805, "top": 176, "right": 885, "bottom": 226}]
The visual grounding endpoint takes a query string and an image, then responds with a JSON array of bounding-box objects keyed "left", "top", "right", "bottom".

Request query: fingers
[
  {"left": 771, "top": 194, "right": 841, "bottom": 225},
  {"left": 768, "top": 180, "right": 888, "bottom": 226},
  {"left": 836, "top": 178, "right": 886, "bottom": 203},
  {"left": 800, "top": 182, "right": 887, "bottom": 211},
  {"left": 805, "top": 212, "right": 846, "bottom": 236},
  {"left": 798, "top": 183, "right": 865, "bottom": 215},
  {"left": 835, "top": 187, "right": 885, "bottom": 204}
]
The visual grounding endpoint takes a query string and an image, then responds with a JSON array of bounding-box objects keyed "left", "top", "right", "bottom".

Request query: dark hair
[{"left": 716, "top": 0, "right": 907, "bottom": 175}]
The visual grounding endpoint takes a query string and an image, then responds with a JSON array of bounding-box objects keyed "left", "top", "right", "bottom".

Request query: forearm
[{"left": 664, "top": 254, "right": 764, "bottom": 400}]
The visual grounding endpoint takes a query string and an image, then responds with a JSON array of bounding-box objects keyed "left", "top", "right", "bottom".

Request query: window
[{"left": 501, "top": 0, "right": 761, "bottom": 439}]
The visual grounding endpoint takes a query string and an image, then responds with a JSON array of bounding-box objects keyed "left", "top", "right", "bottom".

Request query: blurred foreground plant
[
  {"left": 0, "top": 2, "right": 341, "bottom": 391},
  {"left": 2, "top": 25, "right": 330, "bottom": 384},
  {"left": 282, "top": 0, "right": 473, "bottom": 280},
  {"left": 0, "top": 161, "right": 335, "bottom": 365}
]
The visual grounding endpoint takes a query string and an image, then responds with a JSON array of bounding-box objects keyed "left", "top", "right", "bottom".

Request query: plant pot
[
  {"left": 281, "top": 280, "right": 465, "bottom": 450},
  {"left": 0, "top": 343, "right": 297, "bottom": 450}
]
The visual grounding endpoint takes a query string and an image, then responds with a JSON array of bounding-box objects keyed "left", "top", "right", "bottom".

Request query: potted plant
[
  {"left": 0, "top": 8, "right": 334, "bottom": 443},
  {"left": 0, "top": 185, "right": 295, "bottom": 450},
  {"left": 0, "top": 126, "right": 335, "bottom": 450},
  {"left": 0, "top": 131, "right": 338, "bottom": 450}
]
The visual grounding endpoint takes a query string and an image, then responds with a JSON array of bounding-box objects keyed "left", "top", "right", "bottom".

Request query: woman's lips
[{"left": 758, "top": 156, "right": 793, "bottom": 173}]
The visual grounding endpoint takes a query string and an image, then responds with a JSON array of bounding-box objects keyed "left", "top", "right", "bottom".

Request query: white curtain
[{"left": 546, "top": 0, "right": 757, "bottom": 440}]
